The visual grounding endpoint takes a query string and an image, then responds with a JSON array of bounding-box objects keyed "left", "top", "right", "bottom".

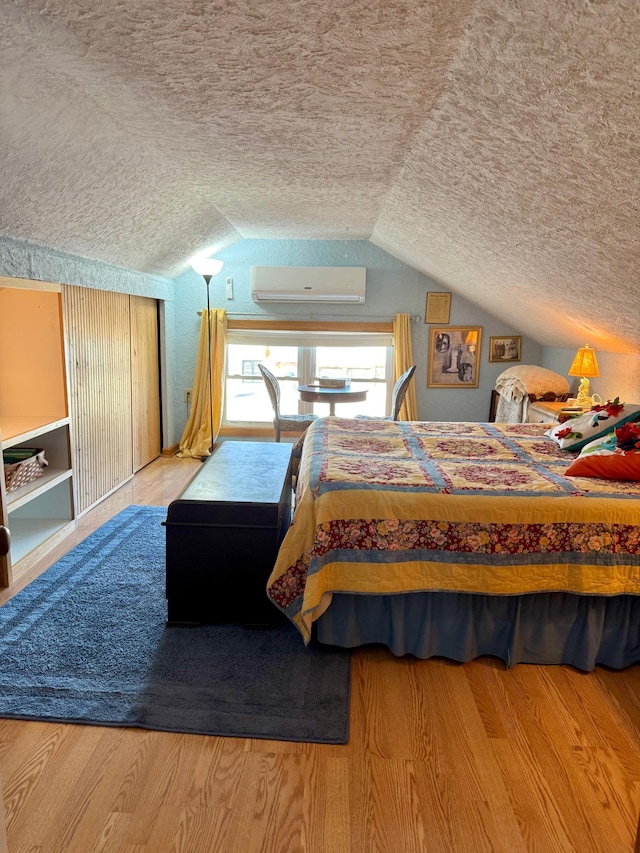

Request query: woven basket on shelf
[{"left": 3, "top": 448, "right": 48, "bottom": 492}]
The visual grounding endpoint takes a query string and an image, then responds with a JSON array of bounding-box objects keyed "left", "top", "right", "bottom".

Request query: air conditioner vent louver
[{"left": 251, "top": 266, "right": 366, "bottom": 304}]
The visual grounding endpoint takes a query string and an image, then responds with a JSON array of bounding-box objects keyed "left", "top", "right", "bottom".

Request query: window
[
  {"left": 224, "top": 322, "right": 394, "bottom": 425},
  {"left": 241, "top": 360, "right": 261, "bottom": 378}
]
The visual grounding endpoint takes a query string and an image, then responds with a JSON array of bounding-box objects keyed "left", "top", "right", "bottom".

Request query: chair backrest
[
  {"left": 390, "top": 364, "right": 416, "bottom": 420},
  {"left": 258, "top": 363, "right": 281, "bottom": 418}
]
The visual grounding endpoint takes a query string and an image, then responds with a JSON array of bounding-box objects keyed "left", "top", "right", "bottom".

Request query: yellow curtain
[
  {"left": 178, "top": 308, "right": 227, "bottom": 458},
  {"left": 393, "top": 313, "right": 418, "bottom": 421}
]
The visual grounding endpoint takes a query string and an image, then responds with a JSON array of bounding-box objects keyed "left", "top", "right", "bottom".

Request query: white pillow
[
  {"left": 546, "top": 401, "right": 640, "bottom": 451},
  {"left": 495, "top": 365, "right": 569, "bottom": 402}
]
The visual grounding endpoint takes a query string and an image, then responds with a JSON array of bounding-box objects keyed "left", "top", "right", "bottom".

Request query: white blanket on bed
[{"left": 495, "top": 365, "right": 570, "bottom": 402}]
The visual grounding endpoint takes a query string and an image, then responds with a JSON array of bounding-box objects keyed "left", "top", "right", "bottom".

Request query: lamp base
[{"left": 574, "top": 378, "right": 593, "bottom": 408}]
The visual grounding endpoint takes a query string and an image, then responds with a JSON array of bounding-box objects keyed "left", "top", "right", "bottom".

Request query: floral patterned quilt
[{"left": 266, "top": 417, "right": 640, "bottom": 643}]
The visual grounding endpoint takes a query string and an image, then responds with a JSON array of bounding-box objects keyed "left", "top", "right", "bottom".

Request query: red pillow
[{"left": 565, "top": 431, "right": 640, "bottom": 481}]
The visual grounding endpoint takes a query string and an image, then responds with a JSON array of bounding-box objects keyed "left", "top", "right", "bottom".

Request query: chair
[
  {"left": 258, "top": 364, "right": 318, "bottom": 442},
  {"left": 389, "top": 364, "right": 416, "bottom": 421},
  {"left": 357, "top": 364, "right": 416, "bottom": 421}
]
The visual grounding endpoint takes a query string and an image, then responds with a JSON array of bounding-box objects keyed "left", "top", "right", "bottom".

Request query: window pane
[
  {"left": 225, "top": 377, "right": 270, "bottom": 422},
  {"left": 225, "top": 344, "right": 300, "bottom": 423},
  {"left": 313, "top": 346, "right": 389, "bottom": 416},
  {"left": 315, "top": 347, "right": 387, "bottom": 380},
  {"left": 226, "top": 344, "right": 300, "bottom": 378}
]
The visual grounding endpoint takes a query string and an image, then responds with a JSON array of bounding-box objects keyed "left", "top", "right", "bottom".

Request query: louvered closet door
[
  {"left": 130, "top": 295, "right": 161, "bottom": 471},
  {"left": 63, "top": 287, "right": 133, "bottom": 514}
]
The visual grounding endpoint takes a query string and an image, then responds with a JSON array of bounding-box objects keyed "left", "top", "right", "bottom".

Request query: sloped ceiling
[{"left": 1, "top": 0, "right": 638, "bottom": 352}]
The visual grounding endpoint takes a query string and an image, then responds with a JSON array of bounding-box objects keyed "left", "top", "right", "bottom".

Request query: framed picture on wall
[
  {"left": 425, "top": 292, "right": 451, "bottom": 324},
  {"left": 489, "top": 335, "right": 521, "bottom": 363},
  {"left": 428, "top": 326, "right": 482, "bottom": 388}
]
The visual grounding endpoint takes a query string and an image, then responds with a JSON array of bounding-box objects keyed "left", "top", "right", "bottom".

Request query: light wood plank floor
[{"left": 0, "top": 454, "right": 639, "bottom": 852}]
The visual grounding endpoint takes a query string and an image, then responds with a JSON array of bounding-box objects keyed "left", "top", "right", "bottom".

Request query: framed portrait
[
  {"left": 425, "top": 292, "right": 451, "bottom": 324},
  {"left": 428, "top": 326, "right": 482, "bottom": 388},
  {"left": 489, "top": 335, "right": 521, "bottom": 363}
]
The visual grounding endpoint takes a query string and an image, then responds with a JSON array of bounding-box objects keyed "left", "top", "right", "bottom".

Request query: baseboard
[{"left": 162, "top": 444, "right": 179, "bottom": 457}]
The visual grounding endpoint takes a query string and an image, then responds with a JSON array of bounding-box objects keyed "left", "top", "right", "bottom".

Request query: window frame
[{"left": 223, "top": 319, "right": 394, "bottom": 430}]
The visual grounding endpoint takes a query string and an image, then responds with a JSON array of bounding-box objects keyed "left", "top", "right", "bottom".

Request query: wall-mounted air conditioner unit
[{"left": 250, "top": 266, "right": 366, "bottom": 303}]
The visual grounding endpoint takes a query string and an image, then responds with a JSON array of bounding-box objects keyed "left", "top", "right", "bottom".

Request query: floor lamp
[{"left": 190, "top": 257, "right": 224, "bottom": 461}]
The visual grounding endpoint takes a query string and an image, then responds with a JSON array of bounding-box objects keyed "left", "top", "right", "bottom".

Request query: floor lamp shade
[{"left": 191, "top": 257, "right": 224, "bottom": 279}]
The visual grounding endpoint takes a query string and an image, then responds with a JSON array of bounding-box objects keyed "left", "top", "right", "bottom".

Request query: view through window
[{"left": 224, "top": 330, "right": 393, "bottom": 424}]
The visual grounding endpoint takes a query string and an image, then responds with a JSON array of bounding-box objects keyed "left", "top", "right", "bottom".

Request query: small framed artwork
[
  {"left": 425, "top": 292, "right": 451, "bottom": 324},
  {"left": 489, "top": 335, "right": 521, "bottom": 363},
  {"left": 428, "top": 326, "right": 482, "bottom": 388}
]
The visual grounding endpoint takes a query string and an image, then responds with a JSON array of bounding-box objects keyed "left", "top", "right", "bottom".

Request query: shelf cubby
[{"left": 0, "top": 282, "right": 76, "bottom": 581}]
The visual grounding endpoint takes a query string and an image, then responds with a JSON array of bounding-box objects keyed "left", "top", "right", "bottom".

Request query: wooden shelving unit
[{"left": 0, "top": 280, "right": 76, "bottom": 584}]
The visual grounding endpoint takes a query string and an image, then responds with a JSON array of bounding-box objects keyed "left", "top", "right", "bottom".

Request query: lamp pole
[{"left": 190, "top": 256, "right": 224, "bottom": 462}]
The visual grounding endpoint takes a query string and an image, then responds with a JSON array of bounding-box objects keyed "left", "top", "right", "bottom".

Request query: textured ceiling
[{"left": 1, "top": 0, "right": 638, "bottom": 352}]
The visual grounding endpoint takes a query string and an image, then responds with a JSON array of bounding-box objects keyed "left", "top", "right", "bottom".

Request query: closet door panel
[
  {"left": 130, "top": 295, "right": 161, "bottom": 471},
  {"left": 63, "top": 287, "right": 133, "bottom": 514}
]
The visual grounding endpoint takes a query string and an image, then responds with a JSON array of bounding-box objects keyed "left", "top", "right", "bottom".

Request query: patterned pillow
[
  {"left": 565, "top": 427, "right": 640, "bottom": 480},
  {"left": 546, "top": 400, "right": 640, "bottom": 451}
]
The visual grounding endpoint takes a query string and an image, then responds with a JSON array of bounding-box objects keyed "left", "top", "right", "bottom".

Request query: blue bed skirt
[{"left": 314, "top": 592, "right": 640, "bottom": 671}]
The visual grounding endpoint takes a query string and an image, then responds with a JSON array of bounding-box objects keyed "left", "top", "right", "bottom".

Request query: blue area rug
[{"left": 0, "top": 506, "right": 350, "bottom": 743}]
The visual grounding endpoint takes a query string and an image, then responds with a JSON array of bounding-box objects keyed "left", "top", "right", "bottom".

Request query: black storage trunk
[{"left": 165, "top": 441, "right": 293, "bottom": 626}]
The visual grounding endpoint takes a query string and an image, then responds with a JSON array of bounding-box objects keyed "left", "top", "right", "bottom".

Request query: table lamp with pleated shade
[{"left": 568, "top": 344, "right": 599, "bottom": 407}]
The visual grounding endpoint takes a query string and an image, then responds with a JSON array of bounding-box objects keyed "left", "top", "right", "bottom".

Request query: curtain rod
[{"left": 197, "top": 311, "right": 422, "bottom": 322}]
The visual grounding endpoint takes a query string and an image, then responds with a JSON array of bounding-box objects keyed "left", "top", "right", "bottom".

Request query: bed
[{"left": 266, "top": 416, "right": 640, "bottom": 670}]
